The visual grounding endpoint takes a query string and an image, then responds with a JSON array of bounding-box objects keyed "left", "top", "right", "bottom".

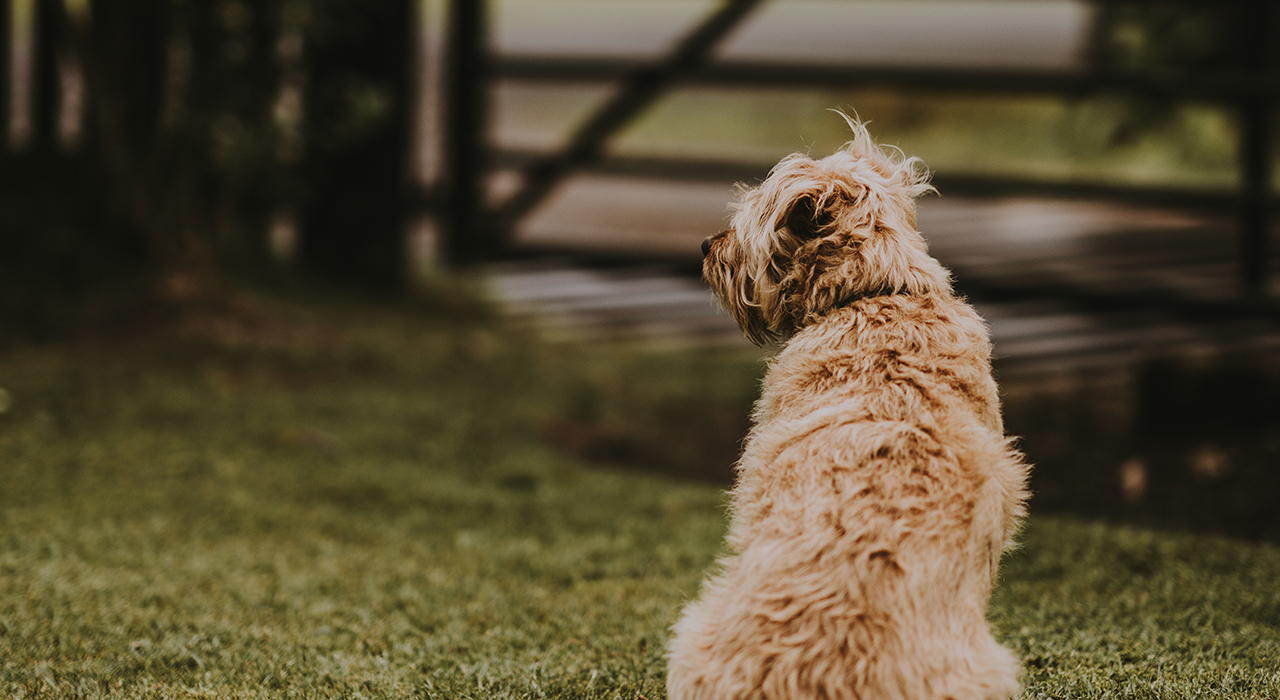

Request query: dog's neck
[{"left": 838, "top": 285, "right": 902, "bottom": 306}]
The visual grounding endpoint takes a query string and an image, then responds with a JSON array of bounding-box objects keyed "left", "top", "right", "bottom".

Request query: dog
[{"left": 668, "top": 120, "right": 1029, "bottom": 700}]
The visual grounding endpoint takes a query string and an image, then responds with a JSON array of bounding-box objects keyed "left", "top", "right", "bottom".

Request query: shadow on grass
[
  {"left": 1003, "top": 356, "right": 1280, "bottom": 542},
  {"left": 541, "top": 344, "right": 1280, "bottom": 543}
]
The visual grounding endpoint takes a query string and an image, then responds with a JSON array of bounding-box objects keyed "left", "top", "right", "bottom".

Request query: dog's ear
[{"left": 782, "top": 193, "right": 835, "bottom": 241}]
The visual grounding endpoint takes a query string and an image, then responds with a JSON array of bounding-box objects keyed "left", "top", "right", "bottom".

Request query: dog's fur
[{"left": 668, "top": 121, "right": 1029, "bottom": 700}]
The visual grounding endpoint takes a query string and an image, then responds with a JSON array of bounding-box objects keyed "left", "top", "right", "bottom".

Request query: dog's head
[{"left": 703, "top": 120, "right": 952, "bottom": 345}]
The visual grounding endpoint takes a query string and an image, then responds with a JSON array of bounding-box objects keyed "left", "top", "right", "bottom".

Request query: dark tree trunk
[
  {"left": 0, "top": 0, "right": 150, "bottom": 330},
  {"left": 77, "top": 0, "right": 233, "bottom": 304},
  {"left": 30, "top": 0, "right": 61, "bottom": 154}
]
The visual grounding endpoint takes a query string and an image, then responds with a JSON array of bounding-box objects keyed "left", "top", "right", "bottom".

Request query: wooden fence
[{"left": 438, "top": 0, "right": 1279, "bottom": 304}]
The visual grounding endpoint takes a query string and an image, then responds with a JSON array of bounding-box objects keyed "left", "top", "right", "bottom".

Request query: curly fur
[{"left": 669, "top": 120, "right": 1030, "bottom": 700}]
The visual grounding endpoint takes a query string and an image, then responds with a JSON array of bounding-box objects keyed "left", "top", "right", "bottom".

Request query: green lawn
[{"left": 2, "top": 289, "right": 1278, "bottom": 698}]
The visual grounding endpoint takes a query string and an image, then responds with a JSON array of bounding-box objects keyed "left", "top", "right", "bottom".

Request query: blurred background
[{"left": 3, "top": 0, "right": 1280, "bottom": 537}]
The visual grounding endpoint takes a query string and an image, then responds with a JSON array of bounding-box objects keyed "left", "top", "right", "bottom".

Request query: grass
[{"left": 2, "top": 287, "right": 1279, "bottom": 698}]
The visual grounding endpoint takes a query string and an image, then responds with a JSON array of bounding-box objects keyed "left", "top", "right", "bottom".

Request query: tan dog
[{"left": 669, "top": 121, "right": 1029, "bottom": 700}]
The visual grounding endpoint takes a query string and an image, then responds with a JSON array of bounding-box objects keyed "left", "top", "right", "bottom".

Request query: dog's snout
[{"left": 702, "top": 230, "right": 729, "bottom": 258}]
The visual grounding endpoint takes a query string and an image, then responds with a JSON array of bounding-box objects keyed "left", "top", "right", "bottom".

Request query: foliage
[
  {"left": 1082, "top": 1, "right": 1267, "bottom": 150},
  {"left": 0, "top": 0, "right": 413, "bottom": 326}
]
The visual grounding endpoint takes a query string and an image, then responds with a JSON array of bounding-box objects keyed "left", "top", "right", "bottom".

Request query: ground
[{"left": 1, "top": 287, "right": 1278, "bottom": 698}]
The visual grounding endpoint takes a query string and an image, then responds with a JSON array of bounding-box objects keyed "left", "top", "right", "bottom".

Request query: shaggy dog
[{"left": 668, "top": 121, "right": 1029, "bottom": 700}]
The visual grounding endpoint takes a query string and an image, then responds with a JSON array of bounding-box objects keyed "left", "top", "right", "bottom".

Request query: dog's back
[
  {"left": 669, "top": 295, "right": 1026, "bottom": 700},
  {"left": 671, "top": 122, "right": 1028, "bottom": 700}
]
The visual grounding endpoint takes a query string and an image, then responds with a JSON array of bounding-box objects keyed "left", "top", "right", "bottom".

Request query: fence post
[
  {"left": 442, "top": 0, "right": 489, "bottom": 264},
  {"left": 296, "top": 0, "right": 414, "bottom": 291},
  {"left": 1239, "top": 0, "right": 1277, "bottom": 299},
  {"left": 1241, "top": 105, "right": 1270, "bottom": 299},
  {"left": 1, "top": 0, "right": 8, "bottom": 149}
]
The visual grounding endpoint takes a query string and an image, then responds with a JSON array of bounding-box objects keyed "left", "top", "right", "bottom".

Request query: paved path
[
  {"left": 486, "top": 259, "right": 1280, "bottom": 377},
  {"left": 486, "top": 182, "right": 1280, "bottom": 376},
  {"left": 510, "top": 175, "right": 1259, "bottom": 299}
]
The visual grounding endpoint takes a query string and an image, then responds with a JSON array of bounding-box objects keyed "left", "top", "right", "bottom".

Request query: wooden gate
[{"left": 435, "top": 0, "right": 1279, "bottom": 307}]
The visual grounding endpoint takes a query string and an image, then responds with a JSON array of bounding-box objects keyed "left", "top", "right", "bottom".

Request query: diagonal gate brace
[{"left": 487, "top": 0, "right": 764, "bottom": 246}]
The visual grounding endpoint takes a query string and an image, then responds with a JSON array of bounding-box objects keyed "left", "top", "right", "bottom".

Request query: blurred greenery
[
  {"left": 6, "top": 0, "right": 1277, "bottom": 331},
  {"left": 614, "top": 87, "right": 1240, "bottom": 189},
  {"left": 1, "top": 0, "right": 412, "bottom": 331},
  {"left": 1, "top": 287, "right": 1279, "bottom": 697}
]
